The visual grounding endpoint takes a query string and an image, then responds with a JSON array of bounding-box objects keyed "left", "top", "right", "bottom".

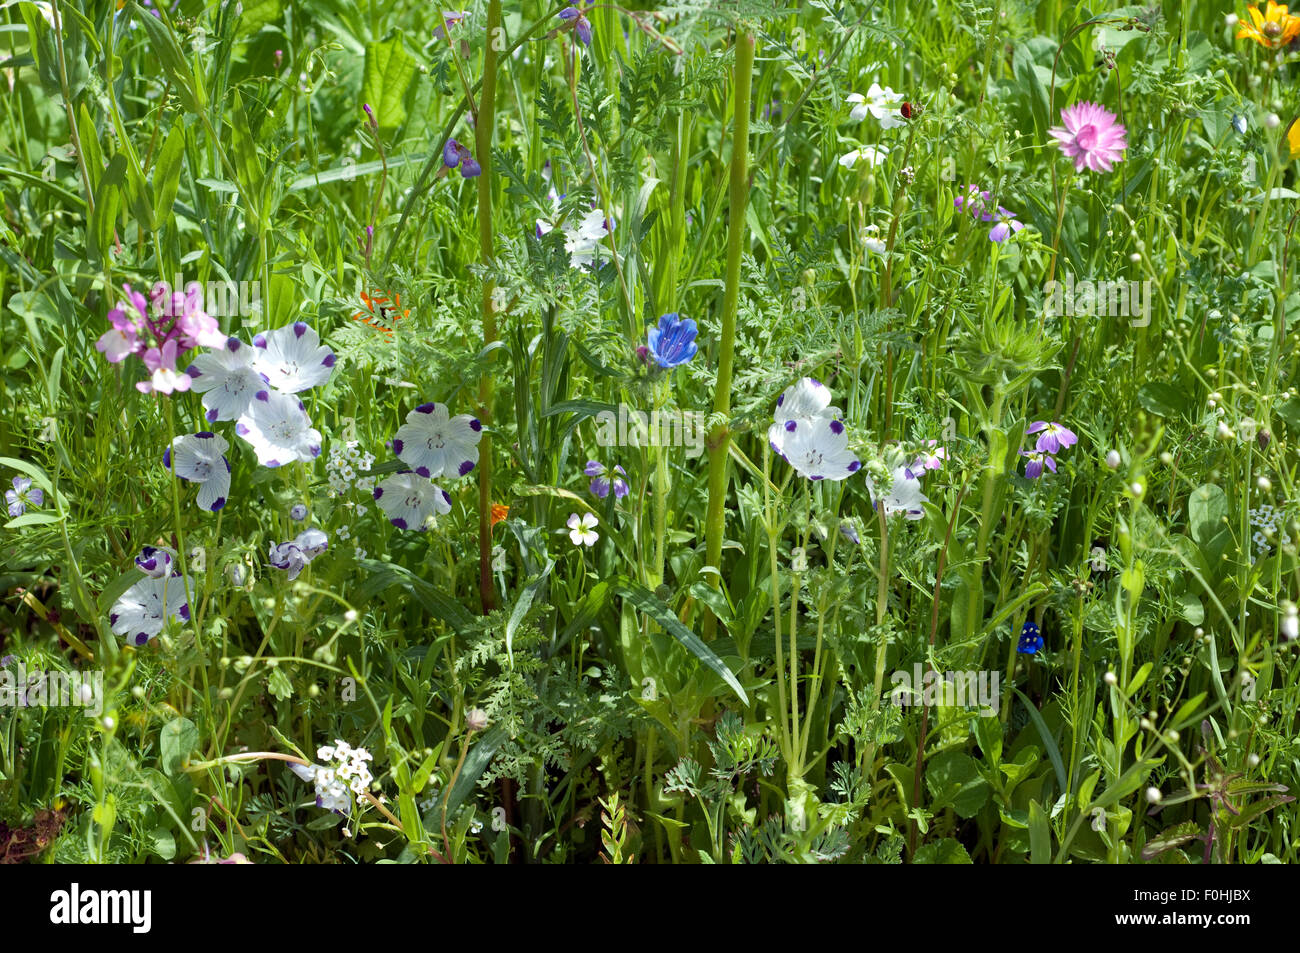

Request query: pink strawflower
[{"left": 1048, "top": 102, "right": 1127, "bottom": 173}]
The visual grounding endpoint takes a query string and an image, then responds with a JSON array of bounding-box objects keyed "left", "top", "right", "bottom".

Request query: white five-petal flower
[
  {"left": 866, "top": 465, "right": 929, "bottom": 519},
  {"left": 186, "top": 337, "right": 267, "bottom": 422},
  {"left": 838, "top": 145, "right": 890, "bottom": 169},
  {"left": 109, "top": 572, "right": 192, "bottom": 647},
  {"left": 373, "top": 471, "right": 453, "bottom": 530},
  {"left": 769, "top": 378, "right": 842, "bottom": 457},
  {"left": 778, "top": 417, "right": 861, "bottom": 481},
  {"left": 251, "top": 321, "right": 336, "bottom": 393},
  {"left": 166, "top": 432, "right": 231, "bottom": 511},
  {"left": 847, "top": 83, "right": 906, "bottom": 128},
  {"left": 393, "top": 402, "right": 483, "bottom": 479},
  {"left": 235, "top": 390, "right": 322, "bottom": 467}
]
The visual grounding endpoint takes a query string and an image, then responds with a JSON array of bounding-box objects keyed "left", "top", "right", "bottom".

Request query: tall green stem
[{"left": 702, "top": 30, "right": 755, "bottom": 638}]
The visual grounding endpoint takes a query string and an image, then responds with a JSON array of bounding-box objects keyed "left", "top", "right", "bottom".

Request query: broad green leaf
[{"left": 362, "top": 39, "right": 416, "bottom": 130}]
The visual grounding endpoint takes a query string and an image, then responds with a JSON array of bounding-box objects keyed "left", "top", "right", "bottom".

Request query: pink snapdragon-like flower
[
  {"left": 138, "top": 339, "right": 192, "bottom": 395},
  {"left": 1049, "top": 102, "right": 1127, "bottom": 173}
]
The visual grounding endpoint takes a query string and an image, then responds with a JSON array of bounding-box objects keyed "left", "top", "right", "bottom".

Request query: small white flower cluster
[
  {"left": 1248, "top": 503, "right": 1291, "bottom": 558},
  {"left": 290, "top": 739, "right": 374, "bottom": 814},
  {"left": 326, "top": 440, "right": 376, "bottom": 497}
]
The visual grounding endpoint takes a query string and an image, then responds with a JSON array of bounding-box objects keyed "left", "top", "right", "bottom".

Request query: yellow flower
[
  {"left": 1289, "top": 117, "right": 1300, "bottom": 160},
  {"left": 1237, "top": 1, "right": 1300, "bottom": 48}
]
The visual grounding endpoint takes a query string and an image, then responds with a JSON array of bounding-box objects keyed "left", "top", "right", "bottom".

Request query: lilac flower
[
  {"left": 110, "top": 566, "right": 192, "bottom": 647},
  {"left": 954, "top": 185, "right": 996, "bottom": 222},
  {"left": 1021, "top": 450, "right": 1058, "bottom": 479},
  {"left": 1026, "top": 421, "right": 1078, "bottom": 455},
  {"left": 911, "top": 440, "right": 947, "bottom": 473},
  {"left": 251, "top": 322, "right": 336, "bottom": 393},
  {"left": 373, "top": 471, "right": 452, "bottom": 530},
  {"left": 1017, "top": 620, "right": 1043, "bottom": 655},
  {"left": 393, "top": 402, "right": 483, "bottom": 479},
  {"left": 235, "top": 390, "right": 322, "bottom": 467},
  {"left": 138, "top": 339, "right": 192, "bottom": 395},
  {"left": 777, "top": 417, "right": 861, "bottom": 481},
  {"left": 646, "top": 313, "right": 698, "bottom": 369},
  {"left": 866, "top": 465, "right": 928, "bottom": 519},
  {"left": 5, "top": 476, "right": 44, "bottom": 518},
  {"left": 558, "top": 6, "right": 593, "bottom": 46},
  {"left": 165, "top": 432, "right": 231, "bottom": 511},
  {"left": 269, "top": 528, "right": 329, "bottom": 580},
  {"left": 96, "top": 285, "right": 150, "bottom": 363},
  {"left": 988, "top": 207, "right": 1024, "bottom": 243},
  {"left": 443, "top": 139, "right": 482, "bottom": 178},
  {"left": 585, "top": 461, "right": 629, "bottom": 499},
  {"left": 186, "top": 337, "right": 265, "bottom": 422},
  {"left": 432, "top": 9, "right": 467, "bottom": 40}
]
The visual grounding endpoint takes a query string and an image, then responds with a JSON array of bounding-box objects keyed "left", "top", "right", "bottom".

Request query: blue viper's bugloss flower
[
  {"left": 443, "top": 139, "right": 481, "bottom": 178},
  {"left": 646, "top": 313, "right": 698, "bottom": 369},
  {"left": 1017, "top": 621, "right": 1043, "bottom": 655}
]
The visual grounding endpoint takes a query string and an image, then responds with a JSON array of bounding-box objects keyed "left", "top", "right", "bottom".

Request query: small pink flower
[
  {"left": 1049, "top": 102, "right": 1127, "bottom": 173},
  {"left": 138, "top": 339, "right": 192, "bottom": 395}
]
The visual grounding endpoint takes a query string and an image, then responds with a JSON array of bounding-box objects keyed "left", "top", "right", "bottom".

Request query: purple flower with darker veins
[
  {"left": 6, "top": 476, "right": 44, "bottom": 518},
  {"left": 558, "top": 6, "right": 593, "bottom": 46},
  {"left": 1027, "top": 421, "right": 1077, "bottom": 455},
  {"left": 954, "top": 185, "right": 996, "bottom": 222},
  {"left": 585, "top": 461, "right": 628, "bottom": 500},
  {"left": 1021, "top": 450, "right": 1058, "bottom": 480},
  {"left": 988, "top": 207, "right": 1024, "bottom": 243}
]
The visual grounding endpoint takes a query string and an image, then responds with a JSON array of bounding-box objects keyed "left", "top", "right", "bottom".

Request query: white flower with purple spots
[
  {"left": 165, "top": 432, "right": 231, "bottom": 511},
  {"left": 393, "top": 402, "right": 482, "bottom": 479},
  {"left": 268, "top": 528, "right": 329, "bottom": 580},
  {"left": 134, "top": 545, "right": 178, "bottom": 577},
  {"left": 235, "top": 390, "right": 322, "bottom": 467},
  {"left": 778, "top": 416, "right": 861, "bottom": 481},
  {"left": 110, "top": 570, "right": 192, "bottom": 647},
  {"left": 769, "top": 378, "right": 842, "bottom": 457},
  {"left": 866, "top": 465, "right": 928, "bottom": 519},
  {"left": 185, "top": 337, "right": 267, "bottom": 422},
  {"left": 250, "top": 322, "right": 336, "bottom": 393},
  {"left": 373, "top": 471, "right": 453, "bottom": 530}
]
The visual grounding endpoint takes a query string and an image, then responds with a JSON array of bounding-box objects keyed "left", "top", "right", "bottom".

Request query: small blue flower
[
  {"left": 645, "top": 313, "right": 698, "bottom": 369},
  {"left": 1017, "top": 620, "right": 1043, "bottom": 655},
  {"left": 290, "top": 503, "right": 308, "bottom": 521}
]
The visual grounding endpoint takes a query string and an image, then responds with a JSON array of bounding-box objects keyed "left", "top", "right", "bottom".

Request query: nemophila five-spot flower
[
  {"left": 235, "top": 390, "right": 322, "bottom": 467},
  {"left": 165, "top": 432, "right": 231, "bottom": 511},
  {"left": 1017, "top": 620, "right": 1044, "bottom": 655},
  {"left": 1021, "top": 449, "right": 1057, "bottom": 479},
  {"left": 373, "top": 471, "right": 453, "bottom": 530},
  {"left": 134, "top": 545, "right": 177, "bottom": 578},
  {"left": 186, "top": 337, "right": 265, "bottom": 421},
  {"left": 866, "top": 464, "right": 928, "bottom": 519},
  {"left": 646, "top": 312, "right": 699, "bottom": 369},
  {"left": 1049, "top": 102, "right": 1128, "bottom": 173},
  {"left": 554, "top": 207, "right": 612, "bottom": 269},
  {"left": 778, "top": 417, "right": 862, "bottom": 481},
  {"left": 585, "top": 461, "right": 629, "bottom": 500},
  {"left": 110, "top": 560, "right": 192, "bottom": 647},
  {"left": 250, "top": 322, "right": 336, "bottom": 393},
  {"left": 443, "top": 138, "right": 482, "bottom": 178},
  {"left": 770, "top": 378, "right": 842, "bottom": 456},
  {"left": 268, "top": 528, "right": 328, "bottom": 580},
  {"left": 846, "top": 83, "right": 906, "bottom": 128},
  {"left": 393, "top": 402, "right": 483, "bottom": 479},
  {"left": 567, "top": 512, "right": 599, "bottom": 547},
  {"left": 5, "top": 476, "right": 43, "bottom": 518},
  {"left": 1027, "top": 420, "right": 1078, "bottom": 455}
]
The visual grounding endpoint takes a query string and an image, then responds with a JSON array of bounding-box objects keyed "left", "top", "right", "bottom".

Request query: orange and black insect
[{"left": 351, "top": 290, "right": 410, "bottom": 339}]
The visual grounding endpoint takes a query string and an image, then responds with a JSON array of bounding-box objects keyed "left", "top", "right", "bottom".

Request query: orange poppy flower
[
  {"left": 1237, "top": 1, "right": 1300, "bottom": 48},
  {"left": 490, "top": 503, "right": 509, "bottom": 526}
]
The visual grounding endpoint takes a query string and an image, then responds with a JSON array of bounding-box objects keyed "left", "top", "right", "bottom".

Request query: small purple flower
[
  {"left": 954, "top": 185, "right": 996, "bottom": 222},
  {"left": 839, "top": 521, "right": 861, "bottom": 546},
  {"left": 1027, "top": 421, "right": 1077, "bottom": 455},
  {"left": 988, "top": 207, "right": 1024, "bottom": 243},
  {"left": 5, "top": 476, "right": 43, "bottom": 518},
  {"left": 443, "top": 139, "right": 481, "bottom": 178},
  {"left": 585, "top": 461, "right": 629, "bottom": 500},
  {"left": 1021, "top": 450, "right": 1058, "bottom": 480},
  {"left": 558, "top": 6, "right": 592, "bottom": 46},
  {"left": 646, "top": 313, "right": 698, "bottom": 369}
]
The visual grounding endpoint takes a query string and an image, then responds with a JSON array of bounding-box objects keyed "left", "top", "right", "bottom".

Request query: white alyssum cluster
[
  {"left": 289, "top": 739, "right": 375, "bottom": 814},
  {"left": 1248, "top": 503, "right": 1291, "bottom": 558},
  {"left": 326, "top": 440, "right": 376, "bottom": 496}
]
